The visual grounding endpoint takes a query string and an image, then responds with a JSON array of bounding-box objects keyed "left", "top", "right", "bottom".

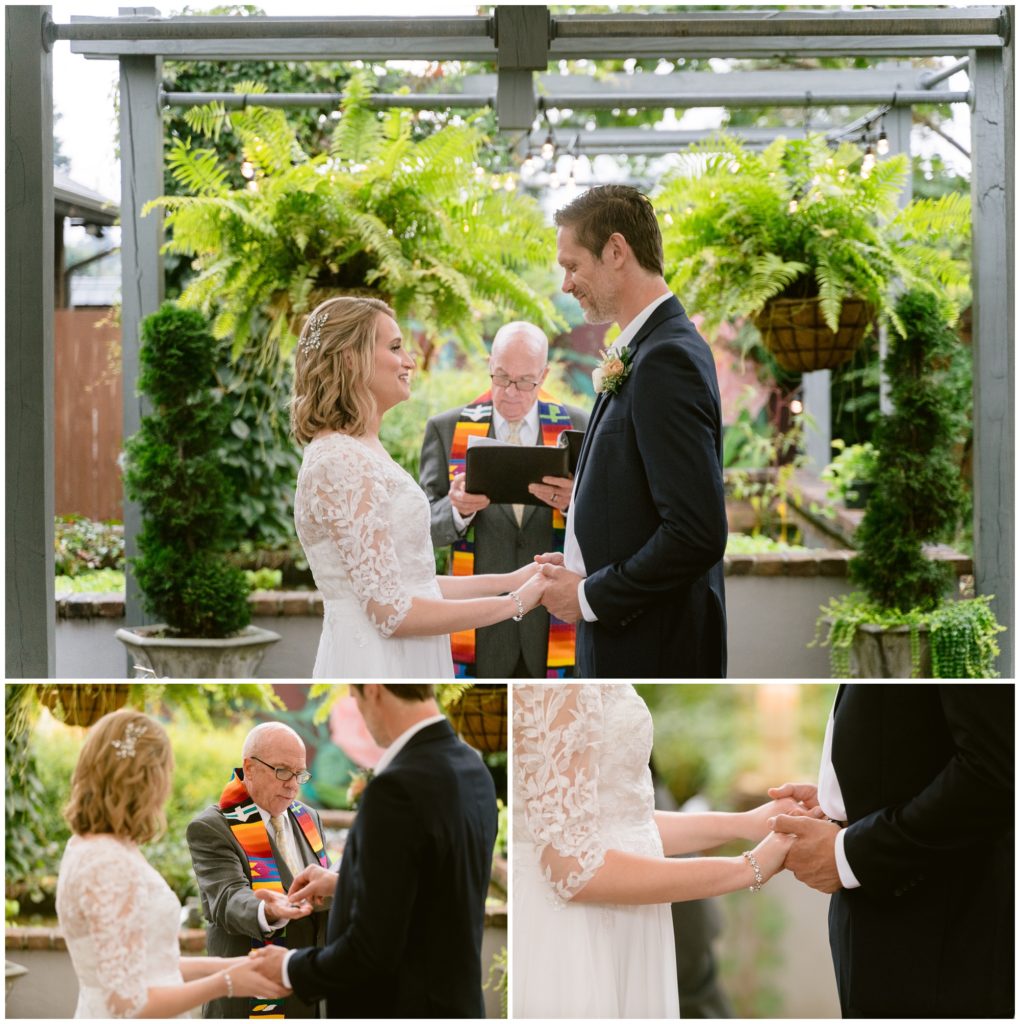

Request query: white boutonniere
[{"left": 592, "top": 346, "right": 633, "bottom": 395}]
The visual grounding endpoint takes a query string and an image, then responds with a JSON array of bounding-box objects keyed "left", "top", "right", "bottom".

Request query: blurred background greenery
[{"left": 636, "top": 683, "right": 840, "bottom": 1019}]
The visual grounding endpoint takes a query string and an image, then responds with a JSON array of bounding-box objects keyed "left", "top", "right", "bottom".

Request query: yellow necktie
[
  {"left": 506, "top": 420, "right": 525, "bottom": 526},
  {"left": 270, "top": 814, "right": 302, "bottom": 878}
]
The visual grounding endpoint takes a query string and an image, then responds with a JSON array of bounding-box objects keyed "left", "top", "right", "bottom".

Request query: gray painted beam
[
  {"left": 970, "top": 47, "right": 1014, "bottom": 675},
  {"left": 6, "top": 5, "right": 55, "bottom": 678},
  {"left": 548, "top": 36, "right": 1000, "bottom": 60},
  {"left": 119, "top": 43, "right": 164, "bottom": 653}
]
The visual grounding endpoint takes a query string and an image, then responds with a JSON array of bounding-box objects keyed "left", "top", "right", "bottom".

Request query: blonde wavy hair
[
  {"left": 64, "top": 709, "right": 173, "bottom": 844},
  {"left": 290, "top": 296, "right": 396, "bottom": 444}
]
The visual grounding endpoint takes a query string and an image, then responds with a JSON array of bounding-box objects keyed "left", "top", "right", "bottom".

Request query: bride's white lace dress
[
  {"left": 294, "top": 432, "right": 453, "bottom": 678},
  {"left": 513, "top": 683, "right": 680, "bottom": 1019},
  {"left": 55, "top": 834, "right": 186, "bottom": 1019}
]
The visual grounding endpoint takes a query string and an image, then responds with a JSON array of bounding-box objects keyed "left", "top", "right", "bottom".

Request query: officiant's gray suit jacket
[
  {"left": 420, "top": 401, "right": 589, "bottom": 677},
  {"left": 186, "top": 803, "right": 330, "bottom": 1018}
]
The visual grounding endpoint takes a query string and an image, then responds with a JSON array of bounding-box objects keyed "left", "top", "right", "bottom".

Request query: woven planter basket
[
  {"left": 754, "top": 296, "right": 874, "bottom": 373},
  {"left": 40, "top": 684, "right": 130, "bottom": 727},
  {"left": 447, "top": 684, "right": 508, "bottom": 754}
]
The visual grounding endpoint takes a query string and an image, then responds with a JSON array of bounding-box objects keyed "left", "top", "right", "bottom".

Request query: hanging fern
[
  {"left": 146, "top": 72, "right": 563, "bottom": 364},
  {"left": 657, "top": 132, "right": 971, "bottom": 338}
]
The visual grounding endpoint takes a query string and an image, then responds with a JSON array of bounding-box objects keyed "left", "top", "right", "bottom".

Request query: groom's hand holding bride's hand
[
  {"left": 765, "top": 780, "right": 841, "bottom": 893},
  {"left": 247, "top": 944, "right": 290, "bottom": 989},
  {"left": 533, "top": 552, "right": 582, "bottom": 622},
  {"left": 742, "top": 795, "right": 822, "bottom": 840},
  {"left": 226, "top": 951, "right": 291, "bottom": 999}
]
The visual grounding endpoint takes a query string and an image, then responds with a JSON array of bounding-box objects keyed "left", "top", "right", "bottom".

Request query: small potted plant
[
  {"left": 658, "top": 133, "right": 970, "bottom": 372},
  {"left": 817, "top": 289, "right": 1004, "bottom": 677},
  {"left": 821, "top": 440, "right": 879, "bottom": 509},
  {"left": 116, "top": 303, "right": 279, "bottom": 677}
]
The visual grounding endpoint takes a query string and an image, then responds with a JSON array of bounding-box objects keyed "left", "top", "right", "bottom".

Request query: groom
[
  {"left": 249, "top": 684, "right": 498, "bottom": 1018},
  {"left": 770, "top": 683, "right": 1014, "bottom": 1018},
  {"left": 538, "top": 184, "right": 727, "bottom": 677}
]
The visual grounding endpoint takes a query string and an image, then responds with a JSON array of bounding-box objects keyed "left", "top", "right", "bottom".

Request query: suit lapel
[{"left": 573, "top": 296, "right": 683, "bottom": 490}]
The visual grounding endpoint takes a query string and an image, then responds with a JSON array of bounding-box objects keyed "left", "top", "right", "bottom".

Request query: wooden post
[{"left": 6, "top": 6, "right": 55, "bottom": 677}]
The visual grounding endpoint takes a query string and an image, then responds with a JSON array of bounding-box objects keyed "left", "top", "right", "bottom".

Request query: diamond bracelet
[{"left": 742, "top": 850, "right": 763, "bottom": 892}]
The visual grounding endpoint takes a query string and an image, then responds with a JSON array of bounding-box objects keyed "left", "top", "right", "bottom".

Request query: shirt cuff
[
  {"left": 258, "top": 900, "right": 284, "bottom": 935},
  {"left": 281, "top": 948, "right": 295, "bottom": 991},
  {"left": 578, "top": 579, "right": 597, "bottom": 622},
  {"left": 451, "top": 505, "right": 475, "bottom": 531},
  {"left": 834, "top": 826, "right": 861, "bottom": 889}
]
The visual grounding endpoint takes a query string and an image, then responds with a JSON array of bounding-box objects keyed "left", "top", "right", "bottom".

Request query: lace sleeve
[
  {"left": 513, "top": 684, "right": 606, "bottom": 900},
  {"left": 76, "top": 845, "right": 150, "bottom": 1018},
  {"left": 302, "top": 443, "right": 413, "bottom": 637}
]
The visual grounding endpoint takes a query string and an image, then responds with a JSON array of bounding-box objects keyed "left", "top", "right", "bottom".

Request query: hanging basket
[
  {"left": 40, "top": 684, "right": 130, "bottom": 727},
  {"left": 753, "top": 296, "right": 874, "bottom": 373},
  {"left": 446, "top": 684, "right": 508, "bottom": 754}
]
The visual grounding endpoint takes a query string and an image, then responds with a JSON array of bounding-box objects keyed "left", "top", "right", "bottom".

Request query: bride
[
  {"left": 513, "top": 684, "right": 800, "bottom": 1019},
  {"left": 291, "top": 296, "right": 547, "bottom": 678},
  {"left": 56, "top": 710, "right": 292, "bottom": 1018}
]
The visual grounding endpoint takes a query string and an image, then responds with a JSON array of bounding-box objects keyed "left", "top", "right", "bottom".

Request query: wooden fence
[{"left": 55, "top": 307, "right": 123, "bottom": 521}]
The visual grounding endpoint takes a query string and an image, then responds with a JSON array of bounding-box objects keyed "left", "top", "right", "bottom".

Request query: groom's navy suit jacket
[
  {"left": 829, "top": 684, "right": 1013, "bottom": 1018},
  {"left": 287, "top": 720, "right": 498, "bottom": 1018},
  {"left": 572, "top": 294, "right": 727, "bottom": 677}
]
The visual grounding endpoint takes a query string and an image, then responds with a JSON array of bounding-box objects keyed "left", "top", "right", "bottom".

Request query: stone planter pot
[
  {"left": 6, "top": 960, "right": 28, "bottom": 999},
  {"left": 115, "top": 624, "right": 281, "bottom": 678},
  {"left": 850, "top": 622, "right": 932, "bottom": 678}
]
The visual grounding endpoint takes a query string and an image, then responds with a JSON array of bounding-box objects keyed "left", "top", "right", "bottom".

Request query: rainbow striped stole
[
  {"left": 448, "top": 390, "right": 576, "bottom": 678},
  {"left": 217, "top": 770, "right": 328, "bottom": 1019}
]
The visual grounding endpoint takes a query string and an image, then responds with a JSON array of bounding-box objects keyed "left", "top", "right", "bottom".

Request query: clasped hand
[{"left": 764, "top": 782, "right": 844, "bottom": 894}]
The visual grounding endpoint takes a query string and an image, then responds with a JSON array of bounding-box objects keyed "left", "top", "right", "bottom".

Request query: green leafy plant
[
  {"left": 147, "top": 73, "right": 563, "bottom": 364},
  {"left": 54, "top": 515, "right": 124, "bottom": 576},
  {"left": 817, "top": 289, "right": 1004, "bottom": 677},
  {"left": 123, "top": 303, "right": 251, "bottom": 637},
  {"left": 55, "top": 568, "right": 126, "bottom": 594},
  {"left": 820, "top": 439, "right": 879, "bottom": 505},
  {"left": 485, "top": 945, "right": 508, "bottom": 1018},
  {"left": 658, "top": 133, "right": 970, "bottom": 337}
]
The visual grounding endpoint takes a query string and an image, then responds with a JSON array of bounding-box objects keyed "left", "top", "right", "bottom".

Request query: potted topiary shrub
[
  {"left": 658, "top": 133, "right": 970, "bottom": 372},
  {"left": 816, "top": 289, "right": 1004, "bottom": 677},
  {"left": 116, "top": 303, "right": 280, "bottom": 677}
]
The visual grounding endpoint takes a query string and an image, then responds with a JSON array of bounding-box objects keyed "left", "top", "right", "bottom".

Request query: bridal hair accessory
[
  {"left": 300, "top": 310, "right": 329, "bottom": 354},
  {"left": 112, "top": 721, "right": 147, "bottom": 760},
  {"left": 742, "top": 850, "right": 763, "bottom": 892},
  {"left": 592, "top": 345, "right": 632, "bottom": 395}
]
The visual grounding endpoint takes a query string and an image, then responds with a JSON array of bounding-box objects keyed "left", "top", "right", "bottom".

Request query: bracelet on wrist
[
  {"left": 223, "top": 968, "right": 234, "bottom": 1000},
  {"left": 508, "top": 590, "right": 525, "bottom": 622},
  {"left": 742, "top": 850, "right": 763, "bottom": 893}
]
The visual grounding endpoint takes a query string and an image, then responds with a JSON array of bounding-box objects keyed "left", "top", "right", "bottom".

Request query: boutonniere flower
[
  {"left": 592, "top": 346, "right": 632, "bottom": 395},
  {"left": 346, "top": 768, "right": 374, "bottom": 807}
]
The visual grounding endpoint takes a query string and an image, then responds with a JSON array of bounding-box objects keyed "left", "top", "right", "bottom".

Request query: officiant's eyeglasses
[
  {"left": 491, "top": 373, "right": 539, "bottom": 392},
  {"left": 251, "top": 755, "right": 311, "bottom": 785}
]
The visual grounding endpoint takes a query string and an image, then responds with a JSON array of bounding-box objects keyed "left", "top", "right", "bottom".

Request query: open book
[{"left": 464, "top": 429, "right": 584, "bottom": 505}]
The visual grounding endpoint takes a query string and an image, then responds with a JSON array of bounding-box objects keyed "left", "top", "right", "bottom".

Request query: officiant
[{"left": 419, "top": 321, "right": 589, "bottom": 677}]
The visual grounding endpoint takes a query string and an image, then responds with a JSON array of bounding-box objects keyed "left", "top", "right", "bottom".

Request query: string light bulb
[
  {"left": 877, "top": 129, "right": 889, "bottom": 156},
  {"left": 861, "top": 146, "right": 876, "bottom": 177},
  {"left": 541, "top": 131, "right": 555, "bottom": 162}
]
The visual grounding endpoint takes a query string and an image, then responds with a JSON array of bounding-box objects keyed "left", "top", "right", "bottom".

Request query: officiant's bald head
[{"left": 489, "top": 322, "right": 549, "bottom": 423}]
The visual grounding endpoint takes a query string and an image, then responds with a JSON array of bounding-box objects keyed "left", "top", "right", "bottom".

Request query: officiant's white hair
[
  {"left": 242, "top": 722, "right": 303, "bottom": 759},
  {"left": 490, "top": 321, "right": 548, "bottom": 364}
]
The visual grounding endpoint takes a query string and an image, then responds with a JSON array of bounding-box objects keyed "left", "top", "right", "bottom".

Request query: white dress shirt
[
  {"left": 817, "top": 703, "right": 862, "bottom": 889},
  {"left": 452, "top": 403, "right": 541, "bottom": 531},
  {"left": 564, "top": 291, "right": 674, "bottom": 621},
  {"left": 281, "top": 714, "right": 447, "bottom": 988}
]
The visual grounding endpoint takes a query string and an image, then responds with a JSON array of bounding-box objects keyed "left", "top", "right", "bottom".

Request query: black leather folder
[{"left": 464, "top": 429, "right": 585, "bottom": 505}]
